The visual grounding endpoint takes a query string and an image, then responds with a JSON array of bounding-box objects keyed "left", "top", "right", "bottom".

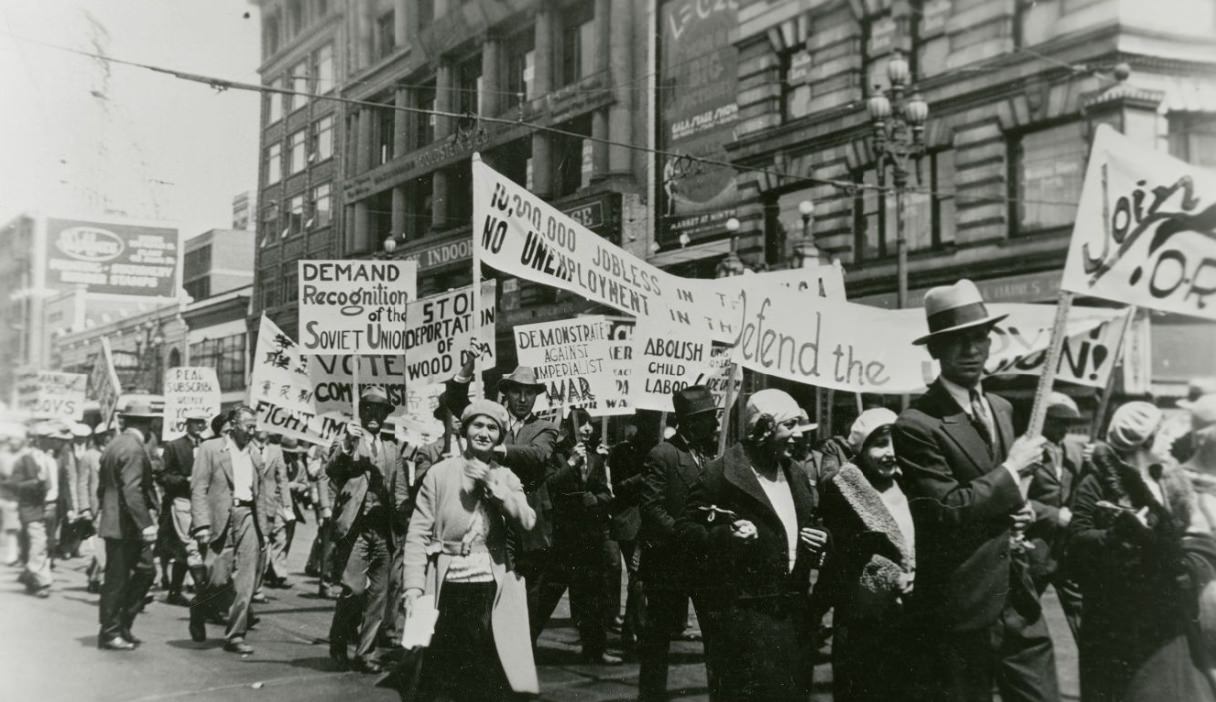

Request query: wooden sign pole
[
  {"left": 471, "top": 153, "right": 484, "bottom": 391},
  {"left": 1026, "top": 291, "right": 1075, "bottom": 438},
  {"left": 718, "top": 363, "right": 740, "bottom": 457},
  {"left": 1090, "top": 306, "right": 1137, "bottom": 441}
]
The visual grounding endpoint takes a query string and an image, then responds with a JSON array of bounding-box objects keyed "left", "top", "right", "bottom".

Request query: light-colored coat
[
  {"left": 190, "top": 437, "right": 276, "bottom": 544},
  {"left": 403, "top": 456, "right": 538, "bottom": 694}
]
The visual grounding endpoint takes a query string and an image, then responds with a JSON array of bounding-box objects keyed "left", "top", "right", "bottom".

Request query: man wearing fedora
[
  {"left": 325, "top": 386, "right": 411, "bottom": 674},
  {"left": 190, "top": 405, "right": 279, "bottom": 654},
  {"left": 893, "top": 279, "right": 1056, "bottom": 701},
  {"left": 159, "top": 408, "right": 210, "bottom": 606},
  {"left": 637, "top": 385, "right": 721, "bottom": 700},
  {"left": 96, "top": 398, "right": 162, "bottom": 650},
  {"left": 9, "top": 422, "right": 57, "bottom": 597}
]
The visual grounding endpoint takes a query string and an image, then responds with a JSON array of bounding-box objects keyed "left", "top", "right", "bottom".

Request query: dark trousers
[
  {"left": 1035, "top": 573, "right": 1083, "bottom": 642},
  {"left": 912, "top": 603, "right": 1059, "bottom": 702},
  {"left": 524, "top": 546, "right": 610, "bottom": 656},
  {"left": 638, "top": 583, "right": 713, "bottom": 702},
  {"left": 417, "top": 582, "right": 514, "bottom": 702},
  {"left": 619, "top": 540, "right": 644, "bottom": 641},
  {"left": 604, "top": 539, "right": 623, "bottom": 626},
  {"left": 98, "top": 538, "right": 155, "bottom": 640},
  {"left": 330, "top": 524, "right": 391, "bottom": 660}
]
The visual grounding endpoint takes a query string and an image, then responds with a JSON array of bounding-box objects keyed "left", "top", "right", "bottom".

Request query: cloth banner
[
  {"left": 162, "top": 367, "right": 221, "bottom": 440},
  {"left": 250, "top": 314, "right": 331, "bottom": 444},
  {"left": 16, "top": 370, "right": 87, "bottom": 421},
  {"left": 514, "top": 316, "right": 619, "bottom": 415},
  {"left": 402, "top": 280, "right": 497, "bottom": 384},
  {"left": 88, "top": 338, "right": 122, "bottom": 428},
  {"left": 298, "top": 259, "right": 418, "bottom": 354},
  {"left": 1062, "top": 123, "right": 1216, "bottom": 320}
]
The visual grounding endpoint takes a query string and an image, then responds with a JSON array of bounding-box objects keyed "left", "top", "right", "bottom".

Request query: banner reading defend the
[{"left": 298, "top": 259, "right": 418, "bottom": 354}]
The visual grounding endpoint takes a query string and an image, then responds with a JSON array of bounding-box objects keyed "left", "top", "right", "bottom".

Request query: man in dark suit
[
  {"left": 325, "top": 386, "right": 411, "bottom": 674},
  {"left": 158, "top": 408, "right": 209, "bottom": 606},
  {"left": 1026, "top": 392, "right": 1086, "bottom": 641},
  {"left": 893, "top": 279, "right": 1056, "bottom": 702},
  {"left": 96, "top": 399, "right": 161, "bottom": 650},
  {"left": 677, "top": 389, "right": 827, "bottom": 701},
  {"left": 189, "top": 405, "right": 277, "bottom": 654},
  {"left": 637, "top": 386, "right": 720, "bottom": 700},
  {"left": 607, "top": 419, "right": 654, "bottom": 649}
]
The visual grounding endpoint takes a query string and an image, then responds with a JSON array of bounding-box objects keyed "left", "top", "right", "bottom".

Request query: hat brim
[
  {"left": 677, "top": 405, "right": 721, "bottom": 418},
  {"left": 498, "top": 379, "right": 546, "bottom": 392},
  {"left": 912, "top": 313, "right": 1008, "bottom": 346},
  {"left": 790, "top": 421, "right": 819, "bottom": 436},
  {"left": 118, "top": 411, "right": 161, "bottom": 419}
]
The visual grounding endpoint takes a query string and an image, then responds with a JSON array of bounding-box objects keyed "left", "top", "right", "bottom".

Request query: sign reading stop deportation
[
  {"left": 403, "top": 281, "right": 497, "bottom": 383},
  {"left": 514, "top": 317, "right": 619, "bottom": 414},
  {"left": 299, "top": 260, "right": 418, "bottom": 355}
]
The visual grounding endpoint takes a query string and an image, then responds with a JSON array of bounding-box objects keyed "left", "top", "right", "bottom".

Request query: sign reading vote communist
[
  {"left": 1063, "top": 124, "right": 1216, "bottom": 320},
  {"left": 298, "top": 259, "right": 418, "bottom": 354}
]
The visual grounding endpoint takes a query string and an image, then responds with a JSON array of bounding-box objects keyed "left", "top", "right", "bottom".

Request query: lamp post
[
  {"left": 716, "top": 217, "right": 747, "bottom": 278},
  {"left": 791, "top": 199, "right": 823, "bottom": 269},
  {"left": 866, "top": 50, "right": 929, "bottom": 309},
  {"left": 134, "top": 320, "right": 166, "bottom": 393}
]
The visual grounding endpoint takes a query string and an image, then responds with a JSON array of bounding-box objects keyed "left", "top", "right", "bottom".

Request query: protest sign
[
  {"left": 514, "top": 316, "right": 619, "bottom": 414},
  {"left": 298, "top": 259, "right": 418, "bottom": 354},
  {"left": 162, "top": 367, "right": 221, "bottom": 440},
  {"left": 250, "top": 315, "right": 330, "bottom": 443},
  {"left": 630, "top": 313, "right": 716, "bottom": 411},
  {"left": 311, "top": 355, "right": 409, "bottom": 419},
  {"left": 88, "top": 338, "right": 122, "bottom": 427},
  {"left": 584, "top": 317, "right": 634, "bottom": 417},
  {"left": 1062, "top": 124, "right": 1216, "bottom": 320},
  {"left": 16, "top": 370, "right": 87, "bottom": 421},
  {"left": 984, "top": 304, "right": 1130, "bottom": 388},
  {"left": 402, "top": 280, "right": 497, "bottom": 384}
]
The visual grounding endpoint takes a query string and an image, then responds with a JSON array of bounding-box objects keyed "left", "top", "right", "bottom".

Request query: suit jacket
[
  {"left": 75, "top": 448, "right": 101, "bottom": 516},
  {"left": 893, "top": 379, "right": 1025, "bottom": 632},
  {"left": 160, "top": 435, "right": 198, "bottom": 501},
  {"left": 548, "top": 447, "right": 613, "bottom": 554},
  {"left": 501, "top": 414, "right": 559, "bottom": 552},
  {"left": 190, "top": 437, "right": 276, "bottom": 544},
  {"left": 1027, "top": 435, "right": 1086, "bottom": 579},
  {"left": 8, "top": 451, "right": 48, "bottom": 521},
  {"left": 639, "top": 434, "right": 707, "bottom": 588},
  {"left": 57, "top": 450, "right": 78, "bottom": 514},
  {"left": 325, "top": 434, "right": 411, "bottom": 545},
  {"left": 607, "top": 438, "right": 646, "bottom": 542},
  {"left": 98, "top": 430, "right": 159, "bottom": 540}
]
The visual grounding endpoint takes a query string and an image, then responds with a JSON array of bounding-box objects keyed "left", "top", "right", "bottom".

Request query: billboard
[
  {"left": 657, "top": 0, "right": 739, "bottom": 247},
  {"left": 45, "top": 218, "right": 180, "bottom": 297}
]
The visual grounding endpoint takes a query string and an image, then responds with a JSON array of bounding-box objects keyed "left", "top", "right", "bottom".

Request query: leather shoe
[
  {"left": 247, "top": 613, "right": 261, "bottom": 629},
  {"left": 122, "top": 630, "right": 142, "bottom": 645},
  {"left": 188, "top": 617, "right": 206, "bottom": 643},
  {"left": 98, "top": 636, "right": 136, "bottom": 651},
  {"left": 329, "top": 644, "right": 350, "bottom": 669},
  {"left": 166, "top": 592, "right": 191, "bottom": 607},
  {"left": 351, "top": 657, "right": 383, "bottom": 674},
  {"left": 251, "top": 592, "right": 269, "bottom": 604},
  {"left": 581, "top": 652, "right": 623, "bottom": 666},
  {"left": 224, "top": 639, "right": 254, "bottom": 655}
]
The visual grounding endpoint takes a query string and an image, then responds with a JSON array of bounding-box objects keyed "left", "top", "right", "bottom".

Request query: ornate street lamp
[
  {"left": 716, "top": 217, "right": 748, "bottom": 278},
  {"left": 867, "top": 50, "right": 929, "bottom": 308},
  {"left": 790, "top": 199, "right": 824, "bottom": 269}
]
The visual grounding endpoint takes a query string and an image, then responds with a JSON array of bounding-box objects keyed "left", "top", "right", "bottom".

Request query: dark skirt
[{"left": 411, "top": 581, "right": 516, "bottom": 702}]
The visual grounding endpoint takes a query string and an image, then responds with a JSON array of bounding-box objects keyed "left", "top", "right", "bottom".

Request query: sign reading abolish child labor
[
  {"left": 88, "top": 337, "right": 122, "bottom": 426},
  {"left": 16, "top": 370, "right": 87, "bottom": 420},
  {"left": 403, "top": 280, "right": 497, "bottom": 383},
  {"left": 1062, "top": 124, "right": 1216, "bottom": 320},
  {"left": 298, "top": 259, "right": 418, "bottom": 354},
  {"left": 162, "top": 367, "right": 221, "bottom": 440},
  {"left": 514, "top": 317, "right": 619, "bottom": 412}
]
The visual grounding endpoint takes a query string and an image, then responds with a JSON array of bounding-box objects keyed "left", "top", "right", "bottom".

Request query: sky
[{"left": 0, "top": 0, "right": 262, "bottom": 240}]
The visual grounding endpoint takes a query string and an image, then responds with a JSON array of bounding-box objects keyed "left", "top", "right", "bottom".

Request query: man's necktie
[{"left": 970, "top": 389, "right": 995, "bottom": 454}]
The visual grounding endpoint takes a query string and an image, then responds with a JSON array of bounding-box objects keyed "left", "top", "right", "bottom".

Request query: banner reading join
[
  {"left": 298, "top": 260, "right": 418, "bottom": 354},
  {"left": 1062, "top": 124, "right": 1216, "bottom": 319}
]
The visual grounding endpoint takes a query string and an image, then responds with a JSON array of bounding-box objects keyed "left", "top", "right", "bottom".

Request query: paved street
[{"left": 0, "top": 519, "right": 1078, "bottom": 701}]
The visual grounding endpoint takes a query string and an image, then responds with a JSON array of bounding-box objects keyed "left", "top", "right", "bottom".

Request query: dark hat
[
  {"left": 360, "top": 385, "right": 392, "bottom": 406},
  {"left": 1045, "top": 392, "right": 1082, "bottom": 421},
  {"left": 210, "top": 413, "right": 228, "bottom": 437},
  {"left": 672, "top": 385, "right": 718, "bottom": 419},
  {"left": 913, "top": 279, "right": 1008, "bottom": 346},
  {"left": 498, "top": 367, "right": 546, "bottom": 392}
]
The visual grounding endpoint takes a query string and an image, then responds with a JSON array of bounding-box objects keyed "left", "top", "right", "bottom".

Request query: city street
[{"left": 0, "top": 519, "right": 1079, "bottom": 702}]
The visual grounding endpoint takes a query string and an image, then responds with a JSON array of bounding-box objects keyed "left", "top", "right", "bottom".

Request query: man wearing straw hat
[{"left": 893, "top": 279, "right": 1056, "bottom": 702}]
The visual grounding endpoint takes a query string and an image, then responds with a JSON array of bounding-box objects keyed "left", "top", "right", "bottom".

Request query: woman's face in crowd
[
  {"left": 466, "top": 416, "right": 502, "bottom": 453},
  {"left": 861, "top": 429, "right": 899, "bottom": 482},
  {"left": 577, "top": 421, "right": 594, "bottom": 443}
]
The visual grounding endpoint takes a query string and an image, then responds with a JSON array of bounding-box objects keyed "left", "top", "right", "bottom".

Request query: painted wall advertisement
[
  {"left": 658, "top": 0, "right": 739, "bottom": 246},
  {"left": 45, "top": 218, "right": 180, "bottom": 297}
]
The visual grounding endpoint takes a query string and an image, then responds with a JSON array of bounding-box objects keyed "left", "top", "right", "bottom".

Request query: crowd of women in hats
[{"left": 5, "top": 278, "right": 1216, "bottom": 702}]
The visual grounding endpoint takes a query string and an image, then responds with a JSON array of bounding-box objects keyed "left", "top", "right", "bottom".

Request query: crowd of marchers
[{"left": 3, "top": 278, "right": 1216, "bottom": 702}]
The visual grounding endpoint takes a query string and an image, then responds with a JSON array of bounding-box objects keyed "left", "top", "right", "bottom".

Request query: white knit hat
[
  {"left": 1107, "top": 401, "right": 1162, "bottom": 452},
  {"left": 848, "top": 408, "right": 899, "bottom": 453}
]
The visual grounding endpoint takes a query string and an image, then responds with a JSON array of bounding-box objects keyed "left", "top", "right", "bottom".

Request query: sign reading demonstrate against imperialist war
[
  {"left": 1063, "top": 124, "right": 1216, "bottom": 320},
  {"left": 162, "top": 367, "right": 221, "bottom": 441},
  {"left": 45, "top": 219, "right": 179, "bottom": 297},
  {"left": 298, "top": 259, "right": 418, "bottom": 354},
  {"left": 514, "top": 317, "right": 620, "bottom": 415},
  {"left": 16, "top": 370, "right": 87, "bottom": 421}
]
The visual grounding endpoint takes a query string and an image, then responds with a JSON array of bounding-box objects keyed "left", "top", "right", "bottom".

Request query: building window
[
  {"left": 1169, "top": 112, "right": 1216, "bottom": 168},
  {"left": 312, "top": 115, "right": 334, "bottom": 161},
  {"left": 183, "top": 244, "right": 211, "bottom": 280},
  {"left": 183, "top": 278, "right": 210, "bottom": 301},
  {"left": 781, "top": 47, "right": 813, "bottom": 122},
  {"left": 374, "top": 97, "right": 395, "bottom": 166},
  {"left": 504, "top": 30, "right": 534, "bottom": 110},
  {"left": 287, "top": 60, "right": 309, "bottom": 111},
  {"left": 261, "top": 279, "right": 279, "bottom": 309},
  {"left": 266, "top": 77, "right": 283, "bottom": 124},
  {"left": 417, "top": 0, "right": 434, "bottom": 31},
  {"left": 287, "top": 0, "right": 305, "bottom": 35},
  {"left": 288, "top": 129, "right": 307, "bottom": 174},
  {"left": 189, "top": 334, "right": 247, "bottom": 392},
  {"left": 444, "top": 161, "right": 473, "bottom": 228},
  {"left": 1011, "top": 121, "right": 1085, "bottom": 234},
  {"left": 313, "top": 43, "right": 334, "bottom": 94},
  {"left": 376, "top": 10, "right": 396, "bottom": 60},
  {"left": 852, "top": 169, "right": 884, "bottom": 262},
  {"left": 260, "top": 203, "right": 280, "bottom": 247},
  {"left": 263, "top": 12, "right": 281, "bottom": 57},
  {"left": 265, "top": 143, "right": 282, "bottom": 184},
  {"left": 458, "top": 56, "right": 481, "bottom": 115},
  {"left": 414, "top": 80, "right": 436, "bottom": 147},
  {"left": 410, "top": 173, "right": 433, "bottom": 238},
  {"left": 928, "top": 148, "right": 956, "bottom": 249},
  {"left": 558, "top": 1, "right": 596, "bottom": 87},
  {"left": 552, "top": 115, "right": 592, "bottom": 197},
  {"left": 311, "top": 183, "right": 332, "bottom": 228},
  {"left": 281, "top": 264, "right": 299, "bottom": 302},
  {"left": 284, "top": 195, "right": 305, "bottom": 237}
]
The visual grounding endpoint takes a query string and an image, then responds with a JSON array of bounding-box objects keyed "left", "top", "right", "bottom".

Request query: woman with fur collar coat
[
  {"left": 1068, "top": 402, "right": 1216, "bottom": 702},
  {"left": 814, "top": 409, "right": 917, "bottom": 702}
]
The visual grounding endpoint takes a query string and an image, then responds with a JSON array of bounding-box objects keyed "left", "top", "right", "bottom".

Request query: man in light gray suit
[{"left": 188, "top": 406, "right": 277, "bottom": 654}]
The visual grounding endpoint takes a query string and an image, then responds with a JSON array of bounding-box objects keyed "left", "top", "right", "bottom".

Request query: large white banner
[
  {"left": 298, "top": 259, "right": 418, "bottom": 354},
  {"left": 250, "top": 315, "right": 333, "bottom": 444},
  {"left": 402, "top": 280, "right": 497, "bottom": 383},
  {"left": 16, "top": 370, "right": 87, "bottom": 421},
  {"left": 162, "top": 367, "right": 221, "bottom": 441},
  {"left": 514, "top": 316, "right": 620, "bottom": 415},
  {"left": 88, "top": 338, "right": 122, "bottom": 427},
  {"left": 1062, "top": 124, "right": 1216, "bottom": 319}
]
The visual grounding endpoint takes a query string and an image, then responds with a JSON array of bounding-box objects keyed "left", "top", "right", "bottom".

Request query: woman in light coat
[{"left": 401, "top": 399, "right": 538, "bottom": 701}]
